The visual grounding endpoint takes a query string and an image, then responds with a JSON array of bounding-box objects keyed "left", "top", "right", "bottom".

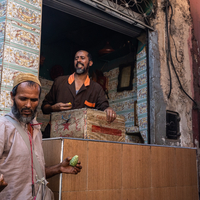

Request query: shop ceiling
[
  {"left": 41, "top": 5, "right": 136, "bottom": 49},
  {"left": 42, "top": 0, "right": 144, "bottom": 41}
]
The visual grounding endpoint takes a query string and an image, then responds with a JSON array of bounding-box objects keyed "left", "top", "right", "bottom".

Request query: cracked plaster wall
[{"left": 149, "top": 0, "right": 194, "bottom": 147}]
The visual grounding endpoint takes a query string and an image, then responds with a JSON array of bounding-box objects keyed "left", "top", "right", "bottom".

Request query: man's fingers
[
  {"left": 63, "top": 103, "right": 72, "bottom": 107},
  {"left": 73, "top": 167, "right": 81, "bottom": 174},
  {"left": 67, "top": 157, "right": 71, "bottom": 161},
  {"left": 110, "top": 112, "right": 116, "bottom": 122},
  {"left": 60, "top": 104, "right": 72, "bottom": 111},
  {"left": 105, "top": 108, "right": 116, "bottom": 123},
  {"left": 74, "top": 165, "right": 82, "bottom": 170},
  {"left": 0, "top": 174, "right": 3, "bottom": 182},
  {"left": 0, "top": 174, "right": 7, "bottom": 187},
  {"left": 106, "top": 110, "right": 111, "bottom": 122}
]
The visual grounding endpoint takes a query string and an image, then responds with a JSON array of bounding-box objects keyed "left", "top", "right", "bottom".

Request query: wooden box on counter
[{"left": 50, "top": 108, "right": 125, "bottom": 142}]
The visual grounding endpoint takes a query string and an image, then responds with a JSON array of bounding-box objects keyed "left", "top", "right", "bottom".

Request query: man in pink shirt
[{"left": 0, "top": 73, "right": 82, "bottom": 199}]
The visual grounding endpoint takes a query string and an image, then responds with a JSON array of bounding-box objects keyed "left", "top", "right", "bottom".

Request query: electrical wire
[
  {"left": 165, "top": 1, "right": 172, "bottom": 99},
  {"left": 168, "top": 3, "right": 183, "bottom": 64},
  {"left": 165, "top": 0, "right": 197, "bottom": 106}
]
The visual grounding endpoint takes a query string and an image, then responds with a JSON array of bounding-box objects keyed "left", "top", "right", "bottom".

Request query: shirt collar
[
  {"left": 68, "top": 73, "right": 90, "bottom": 86},
  {"left": 6, "top": 112, "right": 41, "bottom": 140}
]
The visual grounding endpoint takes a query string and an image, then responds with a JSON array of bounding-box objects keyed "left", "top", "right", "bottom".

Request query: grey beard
[
  {"left": 76, "top": 68, "right": 86, "bottom": 74},
  {"left": 75, "top": 63, "right": 89, "bottom": 75},
  {"left": 11, "top": 100, "right": 37, "bottom": 124}
]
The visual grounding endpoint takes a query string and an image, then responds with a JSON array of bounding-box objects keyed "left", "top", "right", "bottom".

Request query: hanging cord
[
  {"left": 165, "top": 0, "right": 197, "bottom": 106},
  {"left": 27, "top": 124, "right": 35, "bottom": 198},
  {"left": 168, "top": 2, "right": 183, "bottom": 64},
  {"left": 165, "top": 0, "right": 172, "bottom": 99}
]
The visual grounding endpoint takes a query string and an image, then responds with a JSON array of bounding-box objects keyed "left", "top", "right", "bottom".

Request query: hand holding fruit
[
  {"left": 69, "top": 155, "right": 79, "bottom": 167},
  {"left": 51, "top": 102, "right": 72, "bottom": 112},
  {"left": 60, "top": 156, "right": 82, "bottom": 175}
]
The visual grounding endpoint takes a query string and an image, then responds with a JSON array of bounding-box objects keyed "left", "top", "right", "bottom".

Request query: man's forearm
[
  {"left": 42, "top": 104, "right": 52, "bottom": 114},
  {"left": 45, "top": 164, "right": 61, "bottom": 179}
]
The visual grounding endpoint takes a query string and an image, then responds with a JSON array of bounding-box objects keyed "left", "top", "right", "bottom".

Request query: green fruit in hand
[{"left": 69, "top": 155, "right": 79, "bottom": 167}]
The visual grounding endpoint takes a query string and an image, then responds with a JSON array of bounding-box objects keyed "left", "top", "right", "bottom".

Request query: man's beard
[
  {"left": 75, "top": 62, "right": 89, "bottom": 75},
  {"left": 11, "top": 100, "right": 37, "bottom": 124}
]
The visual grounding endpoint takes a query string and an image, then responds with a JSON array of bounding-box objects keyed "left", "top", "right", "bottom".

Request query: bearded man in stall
[
  {"left": 41, "top": 50, "right": 116, "bottom": 138},
  {"left": 0, "top": 73, "right": 82, "bottom": 199}
]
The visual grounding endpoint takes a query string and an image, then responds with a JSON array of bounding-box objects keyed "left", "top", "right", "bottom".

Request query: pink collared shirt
[{"left": 0, "top": 112, "right": 45, "bottom": 200}]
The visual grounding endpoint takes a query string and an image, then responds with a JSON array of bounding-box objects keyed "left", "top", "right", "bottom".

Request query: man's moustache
[
  {"left": 21, "top": 108, "right": 33, "bottom": 113},
  {"left": 76, "top": 62, "right": 84, "bottom": 67}
]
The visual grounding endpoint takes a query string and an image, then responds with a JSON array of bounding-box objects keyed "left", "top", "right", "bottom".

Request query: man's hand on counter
[{"left": 104, "top": 107, "right": 116, "bottom": 123}]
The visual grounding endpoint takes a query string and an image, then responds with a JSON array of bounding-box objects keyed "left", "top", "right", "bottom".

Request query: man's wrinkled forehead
[{"left": 75, "top": 50, "right": 89, "bottom": 58}]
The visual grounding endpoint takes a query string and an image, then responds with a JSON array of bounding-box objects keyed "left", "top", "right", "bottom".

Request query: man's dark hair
[
  {"left": 12, "top": 81, "right": 42, "bottom": 98},
  {"left": 77, "top": 50, "right": 92, "bottom": 62},
  {"left": 87, "top": 52, "right": 92, "bottom": 62}
]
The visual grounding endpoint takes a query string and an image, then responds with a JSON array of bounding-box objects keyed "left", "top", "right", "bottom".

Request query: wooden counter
[{"left": 43, "top": 138, "right": 198, "bottom": 200}]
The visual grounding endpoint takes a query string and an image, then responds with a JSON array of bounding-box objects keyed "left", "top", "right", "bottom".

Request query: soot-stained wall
[{"left": 149, "top": 0, "right": 194, "bottom": 147}]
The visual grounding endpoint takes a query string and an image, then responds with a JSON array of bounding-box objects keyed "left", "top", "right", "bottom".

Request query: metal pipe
[
  {"left": 146, "top": 28, "right": 151, "bottom": 144},
  {"left": 59, "top": 138, "right": 64, "bottom": 200},
  {"left": 80, "top": 0, "right": 154, "bottom": 30}
]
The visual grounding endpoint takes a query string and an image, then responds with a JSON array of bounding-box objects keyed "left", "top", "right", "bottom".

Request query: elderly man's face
[
  {"left": 74, "top": 51, "right": 93, "bottom": 75},
  {"left": 11, "top": 82, "right": 40, "bottom": 123}
]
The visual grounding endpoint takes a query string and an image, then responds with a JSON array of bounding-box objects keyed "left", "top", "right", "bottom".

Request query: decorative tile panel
[
  {"left": 125, "top": 126, "right": 139, "bottom": 133},
  {"left": 39, "top": 77, "right": 54, "bottom": 89},
  {"left": 0, "top": 0, "right": 7, "bottom": 18},
  {"left": 0, "top": 41, "right": 3, "bottom": 59},
  {"left": 137, "top": 46, "right": 146, "bottom": 59},
  {"left": 137, "top": 87, "right": 147, "bottom": 101},
  {"left": 1, "top": 67, "right": 20, "bottom": 87},
  {"left": 104, "top": 67, "right": 119, "bottom": 80},
  {"left": 37, "top": 109, "right": 50, "bottom": 120},
  {"left": 136, "top": 45, "right": 148, "bottom": 143},
  {"left": 108, "top": 89, "right": 137, "bottom": 101},
  {"left": 12, "top": 20, "right": 40, "bottom": 33},
  {"left": 137, "top": 58, "right": 146, "bottom": 73},
  {"left": 138, "top": 116, "right": 147, "bottom": 129},
  {"left": 108, "top": 79, "right": 118, "bottom": 91},
  {"left": 7, "top": 2, "right": 41, "bottom": 28},
  {"left": 4, "top": 45, "right": 39, "bottom": 69},
  {"left": 6, "top": 21, "right": 40, "bottom": 50},
  {"left": 19, "top": 0, "right": 42, "bottom": 10},
  {"left": 36, "top": 77, "right": 53, "bottom": 132},
  {"left": 110, "top": 98, "right": 135, "bottom": 112},
  {"left": 137, "top": 102, "right": 147, "bottom": 116},
  {"left": 137, "top": 72, "right": 147, "bottom": 87},
  {"left": 120, "top": 112, "right": 134, "bottom": 124},
  {"left": 104, "top": 45, "right": 148, "bottom": 143},
  {"left": 0, "top": 89, "right": 12, "bottom": 109},
  {"left": 0, "top": 70, "right": 1, "bottom": 80},
  {"left": 0, "top": 0, "right": 42, "bottom": 114},
  {"left": 140, "top": 130, "right": 147, "bottom": 141},
  {"left": 0, "top": 21, "right": 5, "bottom": 39}
]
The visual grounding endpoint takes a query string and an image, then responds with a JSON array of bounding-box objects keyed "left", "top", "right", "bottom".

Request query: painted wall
[
  {"left": 188, "top": 0, "right": 200, "bottom": 148},
  {"left": 0, "top": 0, "right": 42, "bottom": 116},
  {"left": 149, "top": 0, "right": 194, "bottom": 147},
  {"left": 189, "top": 0, "right": 200, "bottom": 45},
  {"left": 104, "top": 45, "right": 148, "bottom": 143},
  {"left": 37, "top": 77, "right": 53, "bottom": 131}
]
